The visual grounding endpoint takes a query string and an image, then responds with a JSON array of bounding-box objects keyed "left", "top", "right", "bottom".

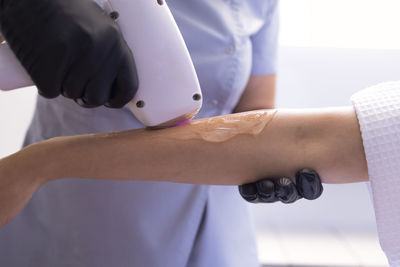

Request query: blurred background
[{"left": 1, "top": 0, "right": 400, "bottom": 266}]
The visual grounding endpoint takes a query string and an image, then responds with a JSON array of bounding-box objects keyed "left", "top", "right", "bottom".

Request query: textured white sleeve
[{"left": 351, "top": 81, "right": 400, "bottom": 266}]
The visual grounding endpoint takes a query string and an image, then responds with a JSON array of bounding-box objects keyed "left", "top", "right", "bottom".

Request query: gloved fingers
[
  {"left": 2, "top": 0, "right": 140, "bottom": 104},
  {"left": 238, "top": 183, "right": 260, "bottom": 203},
  {"left": 105, "top": 41, "right": 138, "bottom": 109},
  {"left": 255, "top": 179, "right": 278, "bottom": 203},
  {"left": 82, "top": 43, "right": 122, "bottom": 107},
  {"left": 274, "top": 177, "right": 301, "bottom": 204},
  {"left": 239, "top": 178, "right": 298, "bottom": 204},
  {"left": 239, "top": 169, "right": 323, "bottom": 204},
  {"left": 34, "top": 34, "right": 84, "bottom": 99},
  {"left": 31, "top": 41, "right": 70, "bottom": 99},
  {"left": 105, "top": 65, "right": 138, "bottom": 108},
  {"left": 30, "top": 8, "right": 88, "bottom": 99},
  {"left": 61, "top": 68, "right": 86, "bottom": 101},
  {"left": 295, "top": 168, "right": 323, "bottom": 200},
  {"left": 239, "top": 179, "right": 280, "bottom": 204},
  {"left": 61, "top": 29, "right": 116, "bottom": 101}
]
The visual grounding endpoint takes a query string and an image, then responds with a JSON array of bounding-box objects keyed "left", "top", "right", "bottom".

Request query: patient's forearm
[{"left": 12, "top": 107, "right": 367, "bottom": 186}]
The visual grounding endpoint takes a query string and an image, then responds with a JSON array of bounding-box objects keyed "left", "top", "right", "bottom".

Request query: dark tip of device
[{"left": 157, "top": 0, "right": 164, "bottom": 5}]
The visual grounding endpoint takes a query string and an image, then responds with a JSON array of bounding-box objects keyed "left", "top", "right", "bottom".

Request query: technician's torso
[{"left": 0, "top": 1, "right": 277, "bottom": 266}]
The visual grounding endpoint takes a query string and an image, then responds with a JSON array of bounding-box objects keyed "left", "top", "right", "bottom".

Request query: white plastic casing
[
  {"left": 0, "top": 42, "right": 33, "bottom": 90},
  {"left": 0, "top": 0, "right": 202, "bottom": 127}
]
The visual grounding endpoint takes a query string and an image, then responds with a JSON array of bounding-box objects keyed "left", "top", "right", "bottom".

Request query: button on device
[
  {"left": 109, "top": 11, "right": 119, "bottom": 20},
  {"left": 136, "top": 100, "right": 145, "bottom": 108},
  {"left": 193, "top": 93, "right": 202, "bottom": 101},
  {"left": 211, "top": 99, "right": 219, "bottom": 105},
  {"left": 225, "top": 45, "right": 235, "bottom": 55}
]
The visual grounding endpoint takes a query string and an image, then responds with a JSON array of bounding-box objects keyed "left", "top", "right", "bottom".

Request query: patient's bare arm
[
  {"left": 6, "top": 107, "right": 368, "bottom": 185},
  {"left": 0, "top": 107, "right": 367, "bottom": 227}
]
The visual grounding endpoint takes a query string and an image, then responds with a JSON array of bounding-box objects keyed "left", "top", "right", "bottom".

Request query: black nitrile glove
[
  {"left": 0, "top": 0, "right": 138, "bottom": 108},
  {"left": 239, "top": 168, "right": 323, "bottom": 204}
]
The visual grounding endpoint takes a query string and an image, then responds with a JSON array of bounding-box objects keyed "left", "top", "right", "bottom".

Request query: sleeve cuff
[{"left": 251, "top": 58, "right": 277, "bottom": 76}]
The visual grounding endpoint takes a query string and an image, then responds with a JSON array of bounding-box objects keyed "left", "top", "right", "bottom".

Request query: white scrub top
[{"left": 0, "top": 0, "right": 279, "bottom": 266}]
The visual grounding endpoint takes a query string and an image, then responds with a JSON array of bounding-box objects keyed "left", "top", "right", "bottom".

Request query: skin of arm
[{"left": 0, "top": 107, "right": 368, "bottom": 227}]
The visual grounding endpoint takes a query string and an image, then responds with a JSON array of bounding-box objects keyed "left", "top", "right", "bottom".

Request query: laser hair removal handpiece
[{"left": 0, "top": 0, "right": 202, "bottom": 128}]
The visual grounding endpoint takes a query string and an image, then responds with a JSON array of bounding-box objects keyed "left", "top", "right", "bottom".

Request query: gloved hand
[
  {"left": 0, "top": 0, "right": 138, "bottom": 108},
  {"left": 239, "top": 168, "right": 323, "bottom": 204}
]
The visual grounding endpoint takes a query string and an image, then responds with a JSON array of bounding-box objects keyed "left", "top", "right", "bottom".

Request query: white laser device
[{"left": 0, "top": 0, "right": 202, "bottom": 128}]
